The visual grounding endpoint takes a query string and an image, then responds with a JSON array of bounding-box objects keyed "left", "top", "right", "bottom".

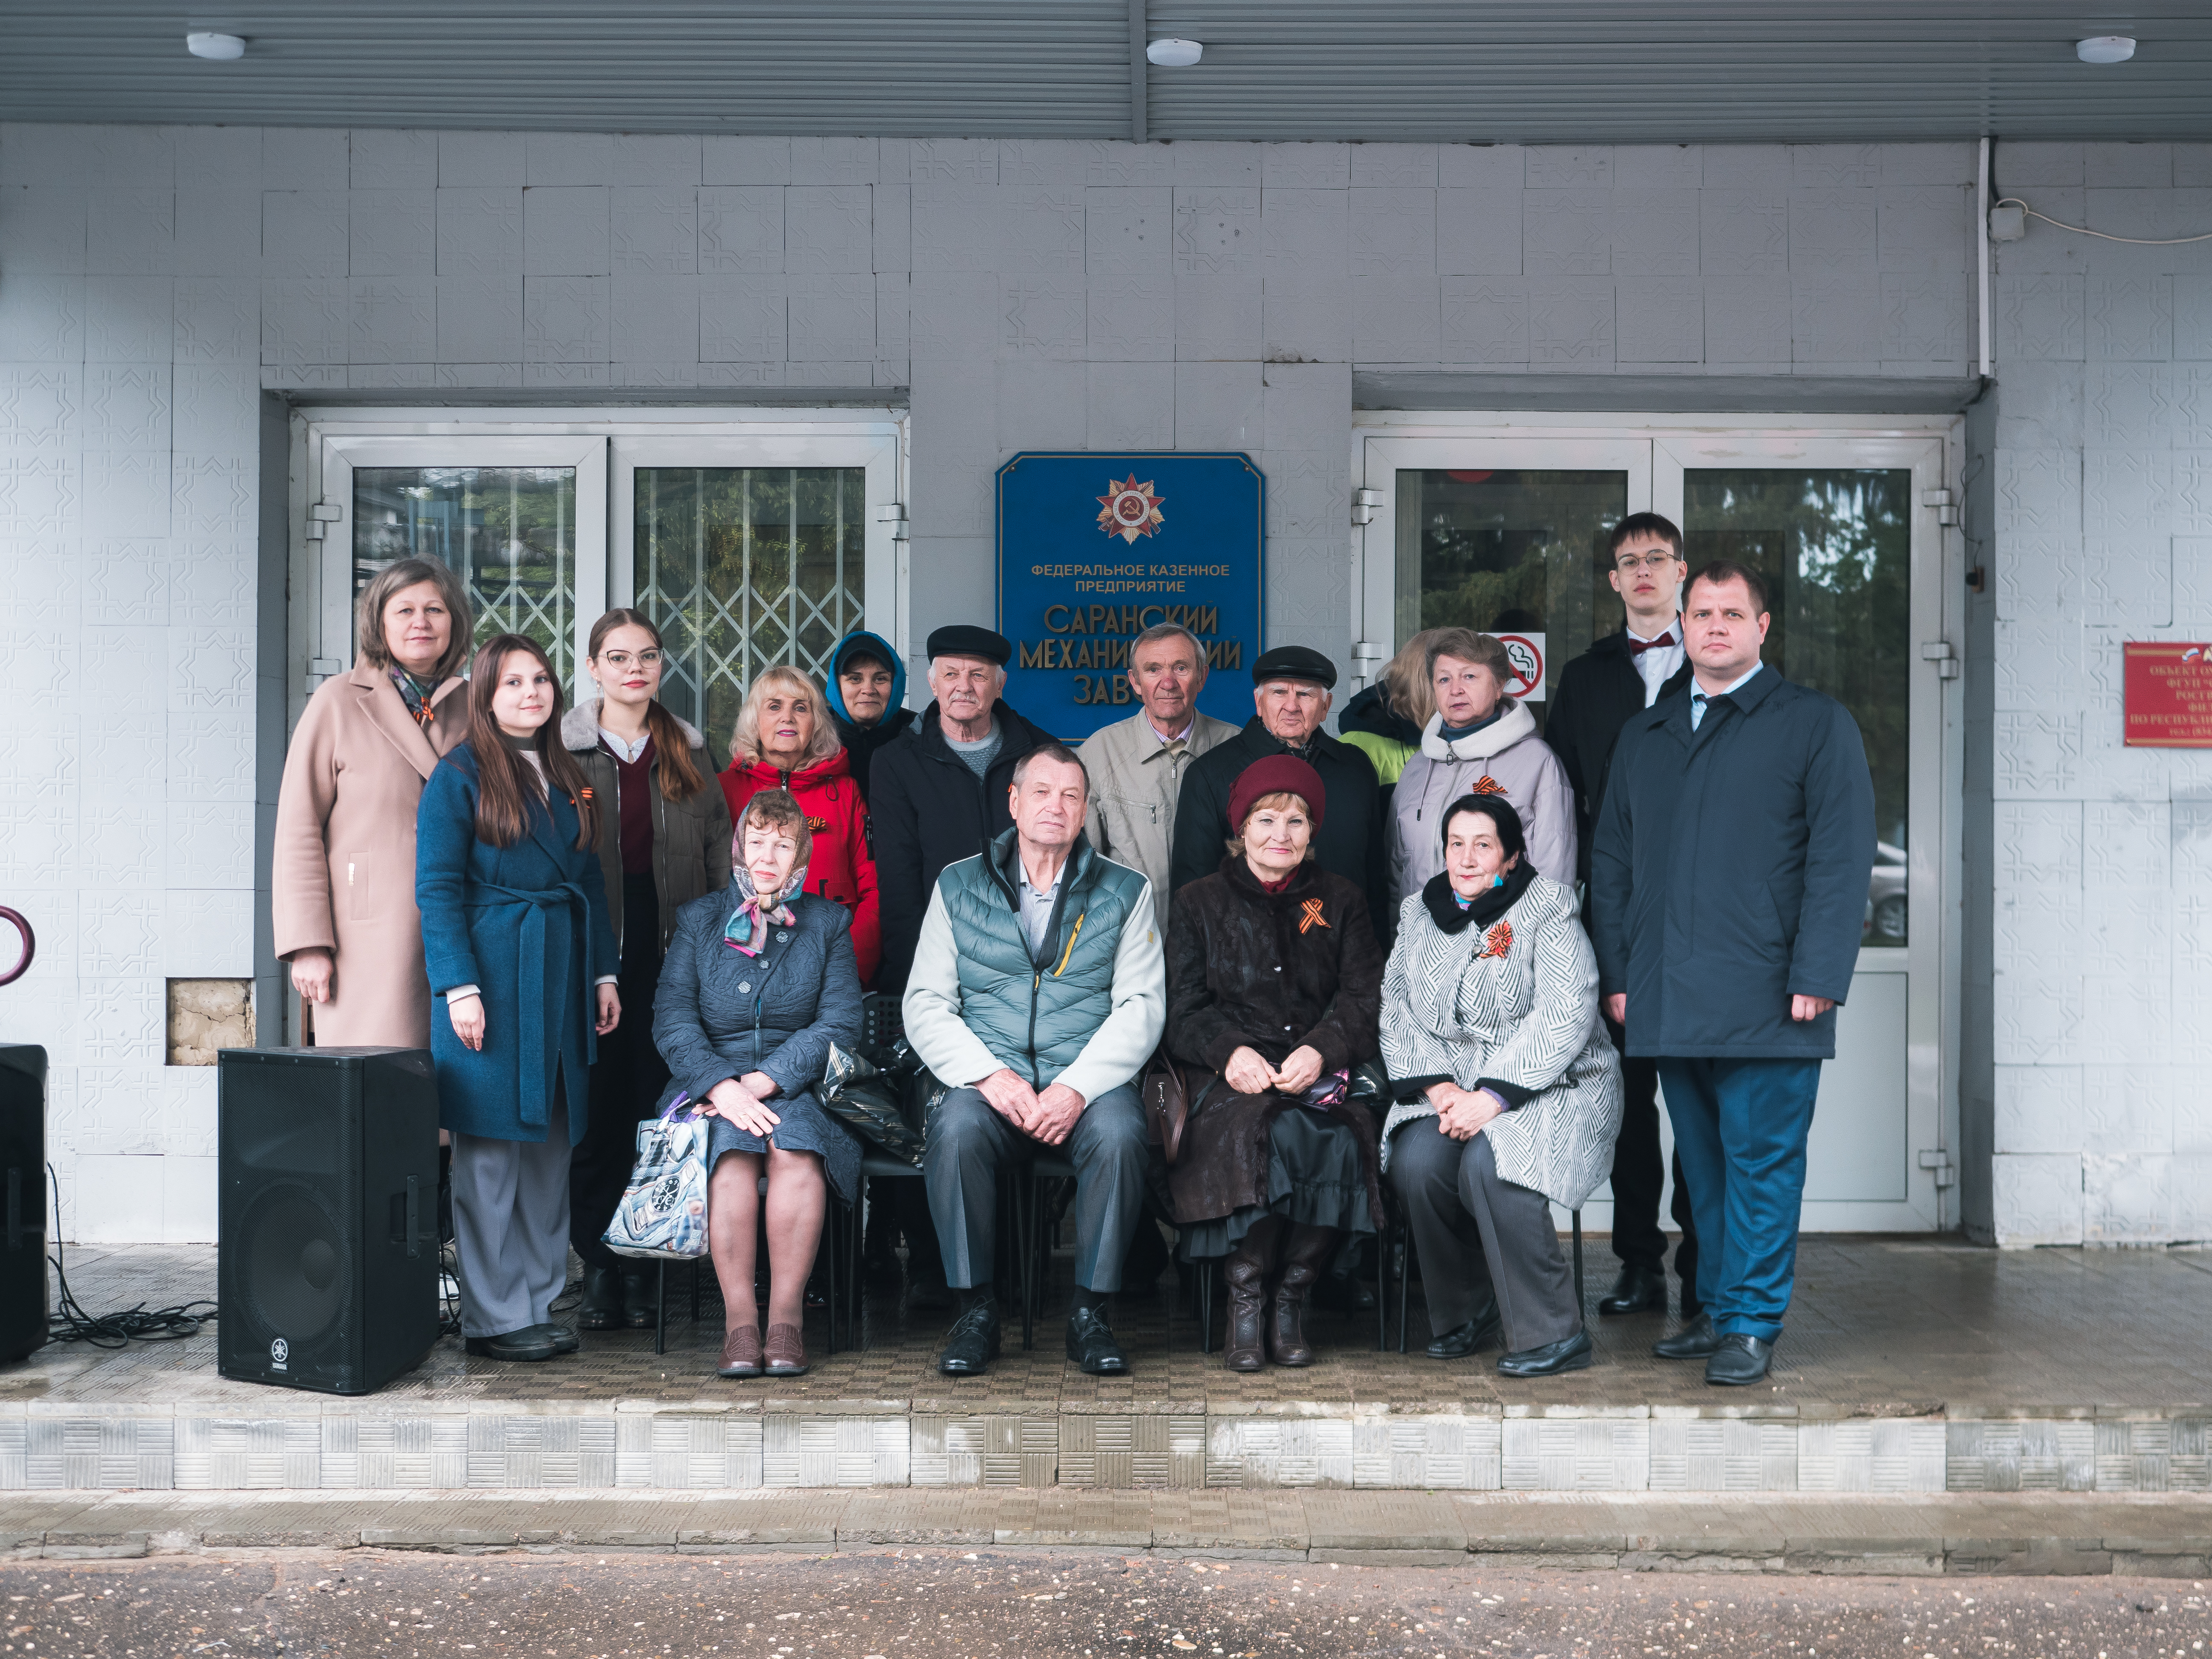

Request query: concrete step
[{"left": 4, "top": 1489, "right": 2210, "bottom": 1576}]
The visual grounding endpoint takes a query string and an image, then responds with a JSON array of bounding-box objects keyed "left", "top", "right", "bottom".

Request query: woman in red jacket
[{"left": 720, "top": 667, "right": 882, "bottom": 986}]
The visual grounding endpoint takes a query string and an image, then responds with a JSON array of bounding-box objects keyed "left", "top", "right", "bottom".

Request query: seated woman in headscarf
[
  {"left": 652, "top": 788, "right": 863, "bottom": 1382},
  {"left": 1380, "top": 794, "right": 1622, "bottom": 1378},
  {"left": 1162, "top": 755, "right": 1385, "bottom": 1372}
]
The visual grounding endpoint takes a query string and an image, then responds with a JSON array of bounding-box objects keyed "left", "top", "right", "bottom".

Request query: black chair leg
[
  {"left": 1197, "top": 1256, "right": 1214, "bottom": 1354},
  {"left": 655, "top": 1259, "right": 668, "bottom": 1357},
  {"left": 690, "top": 1257, "right": 701, "bottom": 1323},
  {"left": 1374, "top": 1229, "right": 1388, "bottom": 1351}
]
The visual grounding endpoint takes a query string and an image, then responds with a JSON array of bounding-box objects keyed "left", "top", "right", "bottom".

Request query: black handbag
[{"left": 1140, "top": 1047, "right": 1189, "bottom": 1164}]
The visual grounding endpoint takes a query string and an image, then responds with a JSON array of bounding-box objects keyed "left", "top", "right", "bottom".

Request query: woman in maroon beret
[{"left": 1162, "top": 755, "right": 1386, "bottom": 1371}]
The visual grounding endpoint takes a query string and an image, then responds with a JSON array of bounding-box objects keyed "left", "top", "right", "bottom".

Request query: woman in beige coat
[{"left": 272, "top": 557, "right": 474, "bottom": 1048}]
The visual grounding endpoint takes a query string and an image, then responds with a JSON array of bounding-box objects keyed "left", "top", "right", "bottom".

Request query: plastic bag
[
  {"left": 818, "top": 1042, "right": 928, "bottom": 1167},
  {"left": 602, "top": 1098, "right": 712, "bottom": 1260}
]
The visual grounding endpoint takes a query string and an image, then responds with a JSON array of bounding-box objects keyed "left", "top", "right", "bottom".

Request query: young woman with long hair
[
  {"left": 562, "top": 608, "right": 734, "bottom": 1333},
  {"left": 416, "top": 633, "right": 620, "bottom": 1364}
]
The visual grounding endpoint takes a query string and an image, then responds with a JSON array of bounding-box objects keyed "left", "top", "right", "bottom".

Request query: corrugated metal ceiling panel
[{"left": 0, "top": 1, "right": 2206, "bottom": 141}]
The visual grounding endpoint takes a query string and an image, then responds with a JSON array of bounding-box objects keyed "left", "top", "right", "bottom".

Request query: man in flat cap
[
  {"left": 1169, "top": 644, "right": 1391, "bottom": 944},
  {"left": 872, "top": 626, "right": 1053, "bottom": 995}
]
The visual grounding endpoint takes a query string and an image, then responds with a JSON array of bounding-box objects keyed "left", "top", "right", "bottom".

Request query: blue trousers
[
  {"left": 925, "top": 1084, "right": 1148, "bottom": 1294},
  {"left": 1655, "top": 1057, "right": 1822, "bottom": 1343}
]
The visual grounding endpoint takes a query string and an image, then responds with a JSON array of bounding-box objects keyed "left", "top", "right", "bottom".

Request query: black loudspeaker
[
  {"left": 218, "top": 1047, "right": 440, "bottom": 1394},
  {"left": 0, "top": 1045, "right": 47, "bottom": 1364}
]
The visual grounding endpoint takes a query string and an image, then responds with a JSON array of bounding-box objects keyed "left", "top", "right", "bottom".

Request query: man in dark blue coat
[{"left": 1589, "top": 560, "right": 1875, "bottom": 1386}]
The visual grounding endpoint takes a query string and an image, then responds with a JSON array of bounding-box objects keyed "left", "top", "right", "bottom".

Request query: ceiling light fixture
[
  {"left": 2075, "top": 35, "right": 2136, "bottom": 64},
  {"left": 186, "top": 32, "right": 247, "bottom": 60},
  {"left": 1145, "top": 38, "right": 1202, "bottom": 67}
]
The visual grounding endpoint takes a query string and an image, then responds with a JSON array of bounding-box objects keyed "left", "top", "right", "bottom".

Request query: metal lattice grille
[
  {"left": 633, "top": 467, "right": 866, "bottom": 755},
  {"left": 353, "top": 466, "right": 577, "bottom": 683}
]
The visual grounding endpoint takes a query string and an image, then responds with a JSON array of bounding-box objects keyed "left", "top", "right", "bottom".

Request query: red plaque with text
[{"left": 2124, "top": 642, "right": 2212, "bottom": 747}]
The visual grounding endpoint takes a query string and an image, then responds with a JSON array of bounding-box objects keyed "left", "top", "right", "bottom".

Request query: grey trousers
[
  {"left": 1388, "top": 1118, "right": 1580, "bottom": 1353},
  {"left": 451, "top": 1088, "right": 573, "bottom": 1340},
  {"left": 925, "top": 1084, "right": 1147, "bottom": 1295}
]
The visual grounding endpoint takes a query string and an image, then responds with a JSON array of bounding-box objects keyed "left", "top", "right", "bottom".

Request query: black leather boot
[
  {"left": 621, "top": 1266, "right": 658, "bottom": 1330},
  {"left": 1222, "top": 1217, "right": 1284, "bottom": 1373},
  {"left": 576, "top": 1264, "right": 623, "bottom": 1331},
  {"left": 1268, "top": 1223, "right": 1339, "bottom": 1368}
]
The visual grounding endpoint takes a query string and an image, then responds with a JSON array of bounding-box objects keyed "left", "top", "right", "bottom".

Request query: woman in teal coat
[{"left": 417, "top": 632, "right": 620, "bottom": 1363}]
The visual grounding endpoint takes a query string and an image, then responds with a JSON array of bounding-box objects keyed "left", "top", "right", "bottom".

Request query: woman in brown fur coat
[{"left": 1163, "top": 755, "right": 1385, "bottom": 1372}]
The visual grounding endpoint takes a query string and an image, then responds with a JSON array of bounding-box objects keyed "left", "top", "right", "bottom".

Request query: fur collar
[
  {"left": 561, "top": 699, "right": 706, "bottom": 753},
  {"left": 1419, "top": 699, "right": 1535, "bottom": 763}
]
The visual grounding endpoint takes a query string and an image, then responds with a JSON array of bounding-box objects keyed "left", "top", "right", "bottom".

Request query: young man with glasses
[{"left": 1544, "top": 512, "right": 1700, "bottom": 1323}]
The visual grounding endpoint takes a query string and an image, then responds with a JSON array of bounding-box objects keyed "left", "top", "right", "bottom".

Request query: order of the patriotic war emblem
[{"left": 1096, "top": 475, "right": 1164, "bottom": 543}]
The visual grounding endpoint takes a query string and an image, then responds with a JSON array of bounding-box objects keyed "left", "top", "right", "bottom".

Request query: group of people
[{"left": 272, "top": 506, "right": 1874, "bottom": 1390}]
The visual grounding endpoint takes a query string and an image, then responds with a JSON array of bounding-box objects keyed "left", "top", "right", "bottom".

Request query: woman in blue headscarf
[{"left": 652, "top": 788, "right": 863, "bottom": 1382}]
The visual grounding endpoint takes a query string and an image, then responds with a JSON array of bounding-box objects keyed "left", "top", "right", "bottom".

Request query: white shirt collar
[
  {"left": 1626, "top": 614, "right": 1680, "bottom": 645},
  {"left": 1692, "top": 662, "right": 1764, "bottom": 700},
  {"left": 599, "top": 725, "right": 650, "bottom": 763}
]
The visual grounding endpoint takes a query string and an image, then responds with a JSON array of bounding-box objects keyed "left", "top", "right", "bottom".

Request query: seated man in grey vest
[{"left": 903, "top": 741, "right": 1166, "bottom": 1377}]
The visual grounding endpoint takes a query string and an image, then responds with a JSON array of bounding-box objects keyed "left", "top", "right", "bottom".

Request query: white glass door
[
  {"left": 1361, "top": 422, "right": 1956, "bottom": 1233},
  {"left": 611, "top": 431, "right": 901, "bottom": 753},
  {"left": 306, "top": 433, "right": 609, "bottom": 702}
]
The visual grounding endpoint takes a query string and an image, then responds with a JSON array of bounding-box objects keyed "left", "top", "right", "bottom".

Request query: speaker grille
[{"left": 237, "top": 1180, "right": 352, "bottom": 1353}]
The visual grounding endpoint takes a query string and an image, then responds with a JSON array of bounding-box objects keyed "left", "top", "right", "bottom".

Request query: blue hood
[{"left": 824, "top": 629, "right": 907, "bottom": 726}]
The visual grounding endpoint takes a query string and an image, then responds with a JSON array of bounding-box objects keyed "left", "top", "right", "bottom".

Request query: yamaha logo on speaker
[{"left": 270, "top": 1337, "right": 288, "bottom": 1371}]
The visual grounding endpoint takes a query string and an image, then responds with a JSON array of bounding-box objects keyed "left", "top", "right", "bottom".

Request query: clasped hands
[
  {"left": 1428, "top": 1081, "right": 1508, "bottom": 1141},
  {"left": 695, "top": 1071, "right": 783, "bottom": 1138},
  {"left": 1222, "top": 1044, "right": 1325, "bottom": 1099},
  {"left": 975, "top": 1068, "right": 1086, "bottom": 1145},
  {"left": 444, "top": 984, "right": 620, "bottom": 1053}
]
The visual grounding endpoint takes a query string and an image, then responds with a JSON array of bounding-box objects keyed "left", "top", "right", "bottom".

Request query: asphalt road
[{"left": 0, "top": 1551, "right": 2206, "bottom": 1659}]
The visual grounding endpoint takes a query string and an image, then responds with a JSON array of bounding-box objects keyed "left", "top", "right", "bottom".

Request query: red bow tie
[{"left": 1627, "top": 632, "right": 1677, "bottom": 657}]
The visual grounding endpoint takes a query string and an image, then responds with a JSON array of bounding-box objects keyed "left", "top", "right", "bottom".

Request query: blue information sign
[{"left": 996, "top": 451, "right": 1266, "bottom": 741}]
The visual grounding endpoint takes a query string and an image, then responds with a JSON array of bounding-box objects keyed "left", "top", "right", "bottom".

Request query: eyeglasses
[
  {"left": 596, "top": 650, "right": 664, "bottom": 669},
  {"left": 1613, "top": 552, "right": 1681, "bottom": 573}
]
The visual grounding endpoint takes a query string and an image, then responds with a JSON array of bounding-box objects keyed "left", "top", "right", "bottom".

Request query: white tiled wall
[
  {"left": 0, "top": 122, "right": 2205, "bottom": 1240},
  {"left": 1987, "top": 140, "right": 2212, "bottom": 1242}
]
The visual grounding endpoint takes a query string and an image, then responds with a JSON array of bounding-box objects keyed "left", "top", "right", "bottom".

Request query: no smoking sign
[{"left": 1495, "top": 632, "right": 1545, "bottom": 702}]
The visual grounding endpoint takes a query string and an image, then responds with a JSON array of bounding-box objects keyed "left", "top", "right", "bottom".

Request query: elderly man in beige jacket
[{"left": 1080, "top": 622, "right": 1237, "bottom": 935}]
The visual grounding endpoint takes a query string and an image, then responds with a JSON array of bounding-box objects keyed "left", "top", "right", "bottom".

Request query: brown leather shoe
[
  {"left": 1268, "top": 1223, "right": 1340, "bottom": 1368},
  {"left": 765, "top": 1323, "right": 809, "bottom": 1377},
  {"left": 718, "top": 1326, "right": 763, "bottom": 1379},
  {"left": 1221, "top": 1217, "right": 1283, "bottom": 1374}
]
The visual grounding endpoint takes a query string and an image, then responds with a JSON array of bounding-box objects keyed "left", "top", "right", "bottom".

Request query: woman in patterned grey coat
[
  {"left": 1380, "top": 795, "right": 1621, "bottom": 1377},
  {"left": 654, "top": 789, "right": 863, "bottom": 1382}
]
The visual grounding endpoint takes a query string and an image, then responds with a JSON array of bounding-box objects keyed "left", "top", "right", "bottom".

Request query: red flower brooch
[{"left": 1477, "top": 920, "right": 1513, "bottom": 959}]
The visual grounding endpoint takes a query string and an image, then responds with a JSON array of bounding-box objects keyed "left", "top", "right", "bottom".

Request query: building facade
[{"left": 0, "top": 122, "right": 2205, "bottom": 1245}]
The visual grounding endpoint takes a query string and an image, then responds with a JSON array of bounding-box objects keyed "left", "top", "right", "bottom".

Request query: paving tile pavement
[
  {"left": 6, "top": 1487, "right": 2212, "bottom": 1576},
  {"left": 12, "top": 1238, "right": 2211, "bottom": 1415}
]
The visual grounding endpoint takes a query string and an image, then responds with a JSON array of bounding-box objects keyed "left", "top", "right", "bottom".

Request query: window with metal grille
[
  {"left": 353, "top": 465, "right": 578, "bottom": 682},
  {"left": 632, "top": 466, "right": 867, "bottom": 758}
]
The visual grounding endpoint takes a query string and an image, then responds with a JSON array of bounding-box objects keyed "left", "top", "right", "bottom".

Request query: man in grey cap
[{"left": 1168, "top": 644, "right": 1390, "bottom": 943}]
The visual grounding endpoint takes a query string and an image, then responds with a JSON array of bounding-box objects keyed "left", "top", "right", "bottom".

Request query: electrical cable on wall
[{"left": 1989, "top": 137, "right": 2212, "bottom": 245}]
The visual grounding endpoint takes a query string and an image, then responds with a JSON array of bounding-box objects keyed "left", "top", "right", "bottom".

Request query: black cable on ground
[{"left": 41, "top": 1164, "right": 216, "bottom": 1349}]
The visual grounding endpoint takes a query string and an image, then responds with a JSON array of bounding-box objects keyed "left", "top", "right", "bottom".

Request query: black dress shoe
[
  {"left": 1065, "top": 1306, "right": 1129, "bottom": 1375},
  {"left": 1652, "top": 1311, "right": 1721, "bottom": 1360},
  {"left": 1705, "top": 1332, "right": 1774, "bottom": 1386},
  {"left": 1497, "top": 1328, "right": 1594, "bottom": 1377},
  {"left": 465, "top": 1327, "right": 559, "bottom": 1362},
  {"left": 621, "top": 1266, "right": 659, "bottom": 1330},
  {"left": 1597, "top": 1264, "right": 1668, "bottom": 1316},
  {"left": 936, "top": 1301, "right": 1002, "bottom": 1376},
  {"left": 1425, "top": 1303, "right": 1503, "bottom": 1359},
  {"left": 576, "top": 1265, "right": 624, "bottom": 1331},
  {"left": 532, "top": 1322, "right": 580, "bottom": 1355}
]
